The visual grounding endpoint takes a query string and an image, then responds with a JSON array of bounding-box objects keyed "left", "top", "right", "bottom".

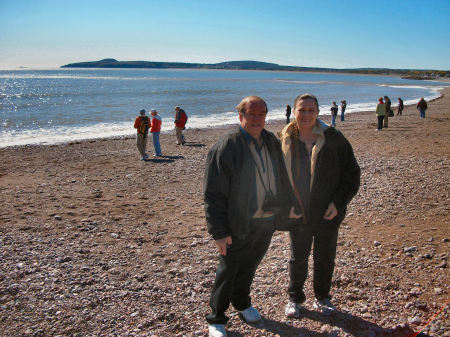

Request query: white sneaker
[
  {"left": 313, "top": 298, "right": 337, "bottom": 314},
  {"left": 285, "top": 301, "right": 302, "bottom": 318},
  {"left": 208, "top": 323, "right": 227, "bottom": 337},
  {"left": 239, "top": 306, "right": 261, "bottom": 323}
]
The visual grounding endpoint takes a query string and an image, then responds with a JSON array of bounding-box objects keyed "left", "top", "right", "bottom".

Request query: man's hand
[
  {"left": 289, "top": 206, "right": 302, "bottom": 219},
  {"left": 323, "top": 202, "right": 337, "bottom": 220},
  {"left": 215, "top": 236, "right": 232, "bottom": 256}
]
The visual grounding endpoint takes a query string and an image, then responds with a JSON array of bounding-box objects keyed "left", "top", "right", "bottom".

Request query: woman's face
[{"left": 294, "top": 98, "right": 319, "bottom": 131}]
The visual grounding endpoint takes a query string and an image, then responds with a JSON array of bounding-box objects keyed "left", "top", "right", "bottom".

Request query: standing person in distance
[
  {"left": 134, "top": 109, "right": 150, "bottom": 160},
  {"left": 286, "top": 104, "right": 292, "bottom": 124},
  {"left": 174, "top": 106, "right": 188, "bottom": 145},
  {"left": 204, "top": 96, "right": 298, "bottom": 337},
  {"left": 330, "top": 102, "right": 338, "bottom": 127},
  {"left": 340, "top": 100, "right": 347, "bottom": 121},
  {"left": 150, "top": 109, "right": 162, "bottom": 157},
  {"left": 279, "top": 93, "right": 360, "bottom": 318},
  {"left": 376, "top": 97, "right": 386, "bottom": 131},
  {"left": 383, "top": 96, "right": 391, "bottom": 128},
  {"left": 397, "top": 98, "right": 404, "bottom": 116},
  {"left": 417, "top": 97, "right": 427, "bottom": 118}
]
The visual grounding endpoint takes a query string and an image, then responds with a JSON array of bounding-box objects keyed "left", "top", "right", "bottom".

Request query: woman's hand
[{"left": 323, "top": 202, "right": 337, "bottom": 220}]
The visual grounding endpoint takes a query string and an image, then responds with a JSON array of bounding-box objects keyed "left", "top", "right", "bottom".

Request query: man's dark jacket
[{"left": 204, "top": 128, "right": 296, "bottom": 240}]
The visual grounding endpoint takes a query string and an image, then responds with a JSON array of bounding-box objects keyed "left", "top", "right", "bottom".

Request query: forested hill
[{"left": 61, "top": 59, "right": 449, "bottom": 79}]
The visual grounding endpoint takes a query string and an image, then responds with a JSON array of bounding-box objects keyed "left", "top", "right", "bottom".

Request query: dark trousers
[
  {"left": 377, "top": 115, "right": 384, "bottom": 130},
  {"left": 288, "top": 225, "right": 339, "bottom": 303},
  {"left": 206, "top": 222, "right": 274, "bottom": 324}
]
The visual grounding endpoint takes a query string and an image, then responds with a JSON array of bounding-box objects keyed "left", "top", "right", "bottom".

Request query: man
[
  {"left": 174, "top": 106, "right": 188, "bottom": 145},
  {"left": 383, "top": 96, "right": 391, "bottom": 127},
  {"left": 340, "top": 100, "right": 346, "bottom": 121},
  {"left": 133, "top": 109, "right": 150, "bottom": 160},
  {"left": 286, "top": 104, "right": 291, "bottom": 124},
  {"left": 204, "top": 96, "right": 297, "bottom": 337},
  {"left": 417, "top": 97, "right": 427, "bottom": 118},
  {"left": 330, "top": 102, "right": 338, "bottom": 127},
  {"left": 279, "top": 93, "right": 360, "bottom": 318},
  {"left": 150, "top": 109, "right": 162, "bottom": 157},
  {"left": 397, "top": 97, "right": 404, "bottom": 116}
]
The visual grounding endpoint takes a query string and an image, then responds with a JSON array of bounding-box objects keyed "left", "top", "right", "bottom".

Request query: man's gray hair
[{"left": 236, "top": 96, "right": 268, "bottom": 114}]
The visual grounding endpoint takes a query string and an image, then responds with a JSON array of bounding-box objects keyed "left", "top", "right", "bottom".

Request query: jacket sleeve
[
  {"left": 332, "top": 135, "right": 361, "bottom": 211},
  {"left": 134, "top": 117, "right": 140, "bottom": 129},
  {"left": 174, "top": 111, "right": 180, "bottom": 123},
  {"left": 203, "top": 141, "right": 234, "bottom": 240}
]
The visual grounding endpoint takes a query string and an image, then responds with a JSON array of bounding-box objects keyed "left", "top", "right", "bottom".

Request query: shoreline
[{"left": 0, "top": 89, "right": 444, "bottom": 150}]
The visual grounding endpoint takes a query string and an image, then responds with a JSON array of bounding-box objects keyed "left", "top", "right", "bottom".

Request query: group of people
[
  {"left": 375, "top": 96, "right": 427, "bottom": 130},
  {"left": 133, "top": 106, "right": 188, "bottom": 160},
  {"left": 204, "top": 94, "right": 361, "bottom": 337},
  {"left": 330, "top": 100, "right": 346, "bottom": 127}
]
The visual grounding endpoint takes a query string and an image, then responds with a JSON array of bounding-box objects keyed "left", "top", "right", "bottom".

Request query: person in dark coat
[
  {"left": 204, "top": 96, "right": 298, "bottom": 337},
  {"left": 279, "top": 93, "right": 360, "bottom": 318},
  {"left": 286, "top": 104, "right": 292, "bottom": 124},
  {"left": 397, "top": 98, "right": 404, "bottom": 116},
  {"left": 383, "top": 96, "right": 391, "bottom": 127},
  {"left": 417, "top": 97, "right": 428, "bottom": 118}
]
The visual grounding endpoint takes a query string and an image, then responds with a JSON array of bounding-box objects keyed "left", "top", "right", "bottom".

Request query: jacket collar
[{"left": 280, "top": 119, "right": 329, "bottom": 190}]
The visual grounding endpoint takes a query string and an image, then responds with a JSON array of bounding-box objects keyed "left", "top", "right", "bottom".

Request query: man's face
[
  {"left": 294, "top": 98, "right": 319, "bottom": 131},
  {"left": 239, "top": 100, "right": 267, "bottom": 139}
]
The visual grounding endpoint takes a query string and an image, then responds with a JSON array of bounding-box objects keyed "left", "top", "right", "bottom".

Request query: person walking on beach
[
  {"left": 150, "top": 109, "right": 162, "bottom": 157},
  {"left": 340, "top": 100, "right": 346, "bottom": 121},
  {"left": 134, "top": 109, "right": 150, "bottom": 160},
  {"left": 204, "top": 96, "right": 298, "bottom": 337},
  {"left": 174, "top": 106, "right": 188, "bottom": 145},
  {"left": 330, "top": 102, "right": 338, "bottom": 127},
  {"left": 383, "top": 96, "right": 392, "bottom": 128},
  {"left": 279, "top": 93, "right": 360, "bottom": 318},
  {"left": 286, "top": 104, "right": 292, "bottom": 124},
  {"left": 397, "top": 97, "right": 404, "bottom": 116},
  {"left": 417, "top": 97, "right": 428, "bottom": 118},
  {"left": 376, "top": 97, "right": 386, "bottom": 131}
]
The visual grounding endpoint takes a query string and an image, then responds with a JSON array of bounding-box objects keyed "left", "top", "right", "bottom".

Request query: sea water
[{"left": 0, "top": 68, "right": 447, "bottom": 147}]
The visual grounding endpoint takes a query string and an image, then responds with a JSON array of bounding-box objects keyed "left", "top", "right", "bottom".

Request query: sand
[{"left": 0, "top": 89, "right": 449, "bottom": 336}]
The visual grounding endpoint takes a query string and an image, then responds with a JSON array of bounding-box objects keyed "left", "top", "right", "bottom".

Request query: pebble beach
[{"left": 0, "top": 89, "right": 449, "bottom": 336}]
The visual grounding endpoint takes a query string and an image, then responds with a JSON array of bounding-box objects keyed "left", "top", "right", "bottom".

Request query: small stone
[
  {"left": 433, "top": 288, "right": 443, "bottom": 295},
  {"left": 437, "top": 261, "right": 447, "bottom": 268},
  {"left": 404, "top": 246, "right": 417, "bottom": 253},
  {"left": 110, "top": 233, "right": 119, "bottom": 239},
  {"left": 374, "top": 241, "right": 381, "bottom": 247},
  {"left": 181, "top": 211, "right": 187, "bottom": 215},
  {"left": 54, "top": 215, "right": 62, "bottom": 220},
  {"left": 408, "top": 316, "right": 421, "bottom": 325}
]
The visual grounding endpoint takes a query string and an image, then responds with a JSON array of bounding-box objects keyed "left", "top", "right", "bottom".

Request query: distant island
[{"left": 62, "top": 59, "right": 450, "bottom": 80}]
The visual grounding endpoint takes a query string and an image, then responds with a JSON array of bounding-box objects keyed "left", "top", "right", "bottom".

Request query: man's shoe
[
  {"left": 285, "top": 301, "right": 302, "bottom": 318},
  {"left": 313, "top": 298, "right": 337, "bottom": 314},
  {"left": 239, "top": 306, "right": 261, "bottom": 323},
  {"left": 208, "top": 323, "right": 226, "bottom": 337}
]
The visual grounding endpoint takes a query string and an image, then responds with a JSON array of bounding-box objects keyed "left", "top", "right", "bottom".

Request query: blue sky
[{"left": 0, "top": 0, "right": 449, "bottom": 69}]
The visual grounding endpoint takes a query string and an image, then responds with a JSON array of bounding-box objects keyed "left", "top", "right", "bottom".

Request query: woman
[
  {"left": 279, "top": 93, "right": 360, "bottom": 318},
  {"left": 376, "top": 97, "right": 386, "bottom": 131}
]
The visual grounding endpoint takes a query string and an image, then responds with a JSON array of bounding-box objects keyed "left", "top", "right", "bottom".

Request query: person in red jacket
[
  {"left": 134, "top": 109, "right": 150, "bottom": 160},
  {"left": 150, "top": 109, "right": 162, "bottom": 157},
  {"left": 174, "top": 106, "right": 188, "bottom": 145}
]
